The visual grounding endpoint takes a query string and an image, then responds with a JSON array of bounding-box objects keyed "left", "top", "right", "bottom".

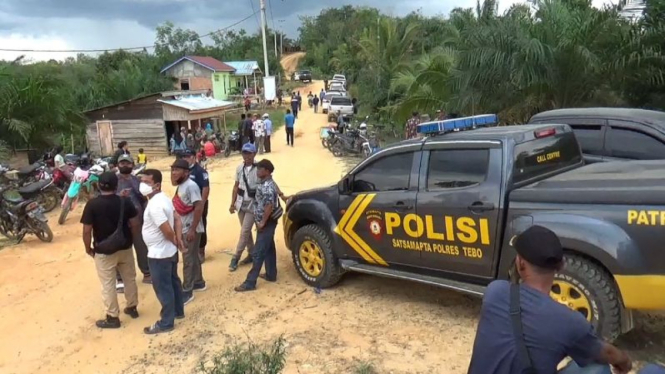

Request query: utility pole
[
  {"left": 274, "top": 31, "right": 278, "bottom": 56},
  {"left": 259, "top": 0, "right": 270, "bottom": 77}
]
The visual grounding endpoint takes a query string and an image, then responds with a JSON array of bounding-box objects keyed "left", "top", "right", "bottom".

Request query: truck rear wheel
[
  {"left": 551, "top": 255, "right": 621, "bottom": 340},
  {"left": 291, "top": 224, "right": 344, "bottom": 288}
]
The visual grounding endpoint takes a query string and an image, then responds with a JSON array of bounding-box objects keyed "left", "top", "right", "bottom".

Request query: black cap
[
  {"left": 98, "top": 171, "right": 118, "bottom": 191},
  {"left": 171, "top": 159, "right": 190, "bottom": 170},
  {"left": 256, "top": 159, "right": 274, "bottom": 173},
  {"left": 182, "top": 149, "right": 195, "bottom": 157},
  {"left": 512, "top": 225, "right": 563, "bottom": 270}
]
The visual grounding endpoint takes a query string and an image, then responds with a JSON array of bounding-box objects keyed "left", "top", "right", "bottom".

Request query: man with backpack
[
  {"left": 468, "top": 225, "right": 633, "bottom": 374},
  {"left": 81, "top": 172, "right": 140, "bottom": 329}
]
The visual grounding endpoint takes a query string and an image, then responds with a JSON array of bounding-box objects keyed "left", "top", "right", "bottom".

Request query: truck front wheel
[
  {"left": 291, "top": 224, "right": 344, "bottom": 288},
  {"left": 551, "top": 255, "right": 622, "bottom": 340}
]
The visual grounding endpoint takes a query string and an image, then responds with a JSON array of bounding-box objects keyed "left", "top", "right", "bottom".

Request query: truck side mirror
[{"left": 338, "top": 176, "right": 351, "bottom": 195}]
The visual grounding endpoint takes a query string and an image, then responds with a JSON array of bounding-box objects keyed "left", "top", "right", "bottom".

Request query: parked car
[
  {"left": 322, "top": 91, "right": 344, "bottom": 114},
  {"left": 332, "top": 74, "right": 346, "bottom": 84},
  {"left": 528, "top": 107, "right": 665, "bottom": 163},
  {"left": 328, "top": 82, "right": 346, "bottom": 93},
  {"left": 292, "top": 70, "right": 312, "bottom": 83},
  {"left": 328, "top": 96, "right": 354, "bottom": 116},
  {"left": 283, "top": 116, "right": 665, "bottom": 341}
]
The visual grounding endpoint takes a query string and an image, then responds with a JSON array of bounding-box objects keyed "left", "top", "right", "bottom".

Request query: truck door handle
[
  {"left": 392, "top": 201, "right": 413, "bottom": 211},
  {"left": 468, "top": 201, "right": 495, "bottom": 213}
]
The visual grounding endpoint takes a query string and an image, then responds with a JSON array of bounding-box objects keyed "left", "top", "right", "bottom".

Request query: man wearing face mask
[
  {"left": 228, "top": 143, "right": 259, "bottom": 271},
  {"left": 139, "top": 169, "right": 186, "bottom": 334},
  {"left": 115, "top": 155, "right": 150, "bottom": 291},
  {"left": 182, "top": 149, "right": 210, "bottom": 264}
]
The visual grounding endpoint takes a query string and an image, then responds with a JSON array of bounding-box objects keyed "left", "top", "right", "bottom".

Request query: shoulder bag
[
  {"left": 510, "top": 283, "right": 537, "bottom": 374},
  {"left": 241, "top": 165, "right": 257, "bottom": 198},
  {"left": 269, "top": 182, "right": 283, "bottom": 221},
  {"left": 94, "top": 197, "right": 128, "bottom": 254}
]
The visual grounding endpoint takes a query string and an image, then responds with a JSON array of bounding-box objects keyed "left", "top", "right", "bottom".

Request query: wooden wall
[
  {"left": 86, "top": 95, "right": 163, "bottom": 123},
  {"left": 87, "top": 119, "right": 169, "bottom": 157}
]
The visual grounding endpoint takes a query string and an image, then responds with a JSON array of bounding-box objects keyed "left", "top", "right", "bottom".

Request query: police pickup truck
[{"left": 283, "top": 115, "right": 665, "bottom": 340}]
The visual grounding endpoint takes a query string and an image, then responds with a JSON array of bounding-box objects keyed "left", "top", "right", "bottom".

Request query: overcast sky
[{"left": 0, "top": 0, "right": 615, "bottom": 62}]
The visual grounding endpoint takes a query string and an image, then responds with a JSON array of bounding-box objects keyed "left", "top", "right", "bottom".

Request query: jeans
[
  {"left": 242, "top": 220, "right": 277, "bottom": 289},
  {"left": 264, "top": 135, "right": 271, "bottom": 153},
  {"left": 182, "top": 232, "right": 204, "bottom": 296},
  {"left": 314, "top": 104, "right": 318, "bottom": 113},
  {"left": 148, "top": 255, "right": 184, "bottom": 329},
  {"left": 286, "top": 128, "right": 294, "bottom": 145},
  {"left": 256, "top": 135, "right": 265, "bottom": 154},
  {"left": 235, "top": 208, "right": 255, "bottom": 258},
  {"left": 560, "top": 362, "right": 665, "bottom": 374}
]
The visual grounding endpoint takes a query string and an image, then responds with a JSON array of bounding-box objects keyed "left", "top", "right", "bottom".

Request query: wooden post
[
  {"left": 187, "top": 120, "right": 191, "bottom": 131},
  {"left": 223, "top": 112, "right": 227, "bottom": 133}
]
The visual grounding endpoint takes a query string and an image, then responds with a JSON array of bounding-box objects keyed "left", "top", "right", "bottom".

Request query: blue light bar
[{"left": 416, "top": 114, "right": 498, "bottom": 135}]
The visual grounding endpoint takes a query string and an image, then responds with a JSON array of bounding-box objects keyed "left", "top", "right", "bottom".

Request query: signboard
[{"left": 263, "top": 76, "right": 276, "bottom": 101}]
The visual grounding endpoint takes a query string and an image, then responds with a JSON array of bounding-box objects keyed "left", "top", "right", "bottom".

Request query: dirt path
[{"left": 280, "top": 52, "right": 305, "bottom": 78}]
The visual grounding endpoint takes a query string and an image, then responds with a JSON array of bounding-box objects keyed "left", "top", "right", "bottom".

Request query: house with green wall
[
  {"left": 160, "top": 56, "right": 236, "bottom": 100},
  {"left": 225, "top": 61, "right": 262, "bottom": 95}
]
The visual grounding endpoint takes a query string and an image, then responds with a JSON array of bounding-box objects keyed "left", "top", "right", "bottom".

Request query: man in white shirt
[
  {"left": 252, "top": 113, "right": 266, "bottom": 154},
  {"left": 140, "top": 169, "right": 185, "bottom": 335},
  {"left": 263, "top": 113, "right": 273, "bottom": 153}
]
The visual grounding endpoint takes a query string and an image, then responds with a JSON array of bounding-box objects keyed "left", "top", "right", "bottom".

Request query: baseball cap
[
  {"left": 182, "top": 149, "right": 195, "bottom": 157},
  {"left": 511, "top": 225, "right": 563, "bottom": 270},
  {"left": 171, "top": 159, "right": 190, "bottom": 170},
  {"left": 98, "top": 171, "right": 118, "bottom": 190},
  {"left": 256, "top": 159, "right": 274, "bottom": 173},
  {"left": 242, "top": 143, "right": 256, "bottom": 153},
  {"left": 117, "top": 154, "right": 133, "bottom": 163},
  {"left": 262, "top": 113, "right": 269, "bottom": 118}
]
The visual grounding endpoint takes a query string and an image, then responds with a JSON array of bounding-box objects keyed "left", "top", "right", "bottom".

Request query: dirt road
[{"left": 280, "top": 52, "right": 305, "bottom": 77}]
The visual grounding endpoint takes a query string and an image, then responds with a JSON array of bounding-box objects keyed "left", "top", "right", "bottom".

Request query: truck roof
[
  {"left": 382, "top": 123, "right": 570, "bottom": 152},
  {"left": 531, "top": 107, "right": 665, "bottom": 126}
]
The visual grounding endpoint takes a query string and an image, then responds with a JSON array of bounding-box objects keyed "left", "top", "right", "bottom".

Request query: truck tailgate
[{"left": 511, "top": 160, "right": 665, "bottom": 205}]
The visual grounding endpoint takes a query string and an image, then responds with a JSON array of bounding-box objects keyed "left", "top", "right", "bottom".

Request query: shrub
[{"left": 199, "top": 336, "right": 287, "bottom": 374}]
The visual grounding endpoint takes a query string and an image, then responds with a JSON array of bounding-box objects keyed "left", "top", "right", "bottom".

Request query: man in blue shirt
[
  {"left": 468, "top": 225, "right": 632, "bottom": 374},
  {"left": 182, "top": 150, "right": 210, "bottom": 264},
  {"left": 284, "top": 109, "right": 296, "bottom": 147},
  {"left": 263, "top": 113, "right": 273, "bottom": 153}
]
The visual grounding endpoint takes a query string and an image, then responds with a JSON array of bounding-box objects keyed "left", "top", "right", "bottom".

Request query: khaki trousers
[{"left": 94, "top": 249, "right": 138, "bottom": 317}]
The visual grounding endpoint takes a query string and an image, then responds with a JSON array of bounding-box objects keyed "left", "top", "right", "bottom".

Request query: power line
[
  {"left": 268, "top": 0, "right": 276, "bottom": 29},
  {"left": 0, "top": 11, "right": 258, "bottom": 54},
  {"left": 248, "top": 0, "right": 261, "bottom": 30}
]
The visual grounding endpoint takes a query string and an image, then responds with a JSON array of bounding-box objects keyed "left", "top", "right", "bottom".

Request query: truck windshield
[
  {"left": 513, "top": 131, "right": 583, "bottom": 184},
  {"left": 331, "top": 97, "right": 352, "bottom": 105}
]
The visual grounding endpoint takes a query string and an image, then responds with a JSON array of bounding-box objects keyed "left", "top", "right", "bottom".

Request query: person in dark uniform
[{"left": 182, "top": 150, "right": 210, "bottom": 263}]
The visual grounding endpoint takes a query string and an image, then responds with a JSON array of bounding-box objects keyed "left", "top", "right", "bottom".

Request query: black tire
[
  {"left": 332, "top": 143, "right": 344, "bottom": 157},
  {"left": 224, "top": 146, "right": 231, "bottom": 158},
  {"left": 553, "top": 255, "right": 621, "bottom": 340},
  {"left": 33, "top": 221, "right": 53, "bottom": 243},
  {"left": 58, "top": 198, "right": 73, "bottom": 225},
  {"left": 321, "top": 139, "right": 329, "bottom": 148},
  {"left": 291, "top": 224, "right": 344, "bottom": 288},
  {"left": 40, "top": 188, "right": 60, "bottom": 213}
]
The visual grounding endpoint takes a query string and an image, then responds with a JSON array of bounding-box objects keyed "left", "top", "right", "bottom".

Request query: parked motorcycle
[
  {"left": 330, "top": 127, "right": 372, "bottom": 158},
  {"left": 213, "top": 132, "right": 227, "bottom": 153},
  {"left": 58, "top": 165, "right": 103, "bottom": 225},
  {"left": 0, "top": 186, "right": 53, "bottom": 243},
  {"left": 224, "top": 130, "right": 241, "bottom": 157}
]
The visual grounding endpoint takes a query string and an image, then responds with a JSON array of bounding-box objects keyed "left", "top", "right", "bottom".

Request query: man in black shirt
[
  {"left": 242, "top": 114, "right": 255, "bottom": 146},
  {"left": 81, "top": 172, "right": 141, "bottom": 329},
  {"left": 183, "top": 150, "right": 210, "bottom": 263},
  {"left": 110, "top": 141, "right": 129, "bottom": 169}
]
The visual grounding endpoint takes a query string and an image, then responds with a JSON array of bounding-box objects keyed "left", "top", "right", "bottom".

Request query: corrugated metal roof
[
  {"left": 160, "top": 56, "right": 236, "bottom": 73},
  {"left": 225, "top": 61, "right": 261, "bottom": 76},
  {"left": 158, "top": 94, "right": 235, "bottom": 112}
]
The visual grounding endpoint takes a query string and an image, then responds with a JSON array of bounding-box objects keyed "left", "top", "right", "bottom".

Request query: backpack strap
[{"left": 510, "top": 283, "right": 537, "bottom": 374}]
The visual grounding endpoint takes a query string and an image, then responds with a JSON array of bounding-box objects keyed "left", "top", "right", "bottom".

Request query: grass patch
[
  {"left": 353, "top": 361, "right": 378, "bottom": 374},
  {"left": 198, "top": 336, "right": 287, "bottom": 374}
]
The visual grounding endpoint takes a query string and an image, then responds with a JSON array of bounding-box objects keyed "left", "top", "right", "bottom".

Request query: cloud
[{"left": 0, "top": 0, "right": 615, "bottom": 61}]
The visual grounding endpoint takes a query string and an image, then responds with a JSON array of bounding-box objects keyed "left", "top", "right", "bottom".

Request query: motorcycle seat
[
  {"left": 2, "top": 190, "right": 24, "bottom": 204},
  {"left": 18, "top": 179, "right": 50, "bottom": 195},
  {"left": 18, "top": 163, "right": 40, "bottom": 176}
]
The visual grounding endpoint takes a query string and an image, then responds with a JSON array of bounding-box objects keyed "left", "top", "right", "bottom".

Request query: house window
[
  {"left": 214, "top": 75, "right": 219, "bottom": 82},
  {"left": 180, "top": 79, "right": 190, "bottom": 90}
]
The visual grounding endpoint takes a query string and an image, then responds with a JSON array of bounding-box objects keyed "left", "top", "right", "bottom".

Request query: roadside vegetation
[
  {"left": 298, "top": 0, "right": 665, "bottom": 133},
  {"left": 198, "top": 337, "right": 286, "bottom": 374},
  {"left": 0, "top": 23, "right": 295, "bottom": 157}
]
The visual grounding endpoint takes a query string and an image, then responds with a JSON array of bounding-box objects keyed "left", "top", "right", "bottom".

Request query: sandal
[
  {"left": 234, "top": 284, "right": 256, "bottom": 292},
  {"left": 143, "top": 323, "right": 174, "bottom": 335}
]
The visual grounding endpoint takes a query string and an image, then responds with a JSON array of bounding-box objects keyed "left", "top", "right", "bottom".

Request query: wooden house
[
  {"left": 84, "top": 91, "right": 236, "bottom": 157},
  {"left": 160, "top": 56, "right": 236, "bottom": 100}
]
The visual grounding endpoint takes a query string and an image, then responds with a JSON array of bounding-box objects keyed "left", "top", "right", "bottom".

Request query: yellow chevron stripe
[
  {"left": 334, "top": 194, "right": 377, "bottom": 264},
  {"left": 343, "top": 194, "right": 388, "bottom": 266}
]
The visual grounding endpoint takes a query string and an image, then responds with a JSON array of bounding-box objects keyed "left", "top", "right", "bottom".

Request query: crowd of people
[{"left": 80, "top": 139, "right": 289, "bottom": 334}]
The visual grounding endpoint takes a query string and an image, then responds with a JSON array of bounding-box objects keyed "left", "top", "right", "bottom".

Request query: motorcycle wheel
[
  {"left": 33, "top": 221, "right": 53, "bottom": 243},
  {"left": 58, "top": 198, "right": 73, "bottom": 225},
  {"left": 332, "top": 143, "right": 345, "bottom": 158},
  {"left": 321, "top": 139, "right": 329, "bottom": 148},
  {"left": 362, "top": 147, "right": 371, "bottom": 159},
  {"left": 0, "top": 218, "right": 17, "bottom": 240},
  {"left": 40, "top": 188, "right": 60, "bottom": 213},
  {"left": 224, "top": 146, "right": 231, "bottom": 158}
]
